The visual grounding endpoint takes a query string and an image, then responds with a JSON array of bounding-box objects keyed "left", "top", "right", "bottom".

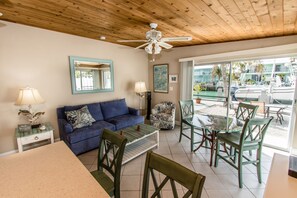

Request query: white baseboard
[
  {"left": 0, "top": 150, "right": 18, "bottom": 157},
  {"left": 0, "top": 138, "right": 60, "bottom": 157}
]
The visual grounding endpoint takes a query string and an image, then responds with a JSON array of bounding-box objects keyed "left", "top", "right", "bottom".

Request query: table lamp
[
  {"left": 15, "top": 87, "right": 45, "bottom": 128},
  {"left": 135, "top": 81, "right": 147, "bottom": 110}
]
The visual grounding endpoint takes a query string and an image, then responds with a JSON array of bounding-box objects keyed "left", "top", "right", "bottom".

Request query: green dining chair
[
  {"left": 142, "top": 151, "right": 206, "bottom": 198},
  {"left": 179, "top": 100, "right": 202, "bottom": 151},
  {"left": 214, "top": 117, "right": 273, "bottom": 188},
  {"left": 234, "top": 102, "right": 259, "bottom": 156},
  {"left": 236, "top": 102, "right": 259, "bottom": 121},
  {"left": 91, "top": 129, "right": 127, "bottom": 198}
]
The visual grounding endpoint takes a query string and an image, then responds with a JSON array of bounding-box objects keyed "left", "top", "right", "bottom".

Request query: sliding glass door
[
  {"left": 231, "top": 57, "right": 297, "bottom": 150},
  {"left": 193, "top": 57, "right": 297, "bottom": 151}
]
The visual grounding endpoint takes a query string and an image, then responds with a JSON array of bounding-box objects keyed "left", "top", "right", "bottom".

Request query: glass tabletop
[
  {"left": 16, "top": 122, "right": 53, "bottom": 137},
  {"left": 184, "top": 113, "right": 244, "bottom": 132}
]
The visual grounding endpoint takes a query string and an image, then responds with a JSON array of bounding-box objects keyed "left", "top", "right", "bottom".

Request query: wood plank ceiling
[{"left": 0, "top": 0, "right": 297, "bottom": 48}]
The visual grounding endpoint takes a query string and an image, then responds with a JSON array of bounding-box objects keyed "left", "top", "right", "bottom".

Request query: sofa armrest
[
  {"left": 58, "top": 119, "right": 73, "bottom": 140},
  {"left": 128, "top": 107, "right": 140, "bottom": 116}
]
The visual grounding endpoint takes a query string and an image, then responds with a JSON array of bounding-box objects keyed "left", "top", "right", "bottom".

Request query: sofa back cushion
[
  {"left": 64, "top": 102, "right": 104, "bottom": 121},
  {"left": 100, "top": 99, "right": 129, "bottom": 120}
]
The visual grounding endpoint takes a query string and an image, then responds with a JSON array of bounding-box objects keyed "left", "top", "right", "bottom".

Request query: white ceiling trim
[{"left": 179, "top": 43, "right": 297, "bottom": 65}]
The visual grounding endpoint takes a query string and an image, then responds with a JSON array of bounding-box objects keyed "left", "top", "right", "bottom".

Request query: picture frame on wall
[
  {"left": 169, "top": 74, "right": 178, "bottom": 83},
  {"left": 153, "top": 64, "right": 169, "bottom": 93}
]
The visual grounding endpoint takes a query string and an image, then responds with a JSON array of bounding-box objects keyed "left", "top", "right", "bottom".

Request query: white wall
[{"left": 0, "top": 21, "right": 148, "bottom": 154}]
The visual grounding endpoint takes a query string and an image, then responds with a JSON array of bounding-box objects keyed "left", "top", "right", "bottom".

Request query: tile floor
[{"left": 78, "top": 126, "right": 276, "bottom": 198}]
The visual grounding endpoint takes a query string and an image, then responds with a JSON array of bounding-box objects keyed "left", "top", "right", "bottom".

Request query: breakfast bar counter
[
  {"left": 0, "top": 141, "right": 109, "bottom": 198},
  {"left": 264, "top": 153, "right": 297, "bottom": 198}
]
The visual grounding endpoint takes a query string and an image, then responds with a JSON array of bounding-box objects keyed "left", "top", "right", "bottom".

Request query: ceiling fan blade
[
  {"left": 117, "top": 40, "right": 147, "bottom": 43},
  {"left": 158, "top": 42, "right": 173, "bottom": 49},
  {"left": 135, "top": 43, "right": 149, "bottom": 49},
  {"left": 161, "top": 36, "right": 192, "bottom": 42}
]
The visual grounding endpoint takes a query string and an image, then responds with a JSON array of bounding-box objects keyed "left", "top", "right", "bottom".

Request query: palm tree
[{"left": 211, "top": 64, "right": 229, "bottom": 106}]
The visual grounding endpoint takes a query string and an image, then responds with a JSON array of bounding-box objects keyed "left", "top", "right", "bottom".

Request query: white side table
[{"left": 16, "top": 122, "right": 54, "bottom": 152}]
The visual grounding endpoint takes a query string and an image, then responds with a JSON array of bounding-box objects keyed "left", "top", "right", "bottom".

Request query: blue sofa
[{"left": 57, "top": 98, "right": 144, "bottom": 155}]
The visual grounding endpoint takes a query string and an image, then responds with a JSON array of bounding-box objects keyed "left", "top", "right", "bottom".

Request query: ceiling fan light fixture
[
  {"left": 154, "top": 44, "right": 161, "bottom": 54},
  {"left": 145, "top": 43, "right": 153, "bottom": 54}
]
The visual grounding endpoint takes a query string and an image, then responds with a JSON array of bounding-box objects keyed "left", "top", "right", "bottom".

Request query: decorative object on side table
[
  {"left": 153, "top": 64, "right": 168, "bottom": 93},
  {"left": 18, "top": 124, "right": 32, "bottom": 133},
  {"left": 15, "top": 87, "right": 45, "bottom": 128},
  {"left": 135, "top": 81, "right": 147, "bottom": 110}
]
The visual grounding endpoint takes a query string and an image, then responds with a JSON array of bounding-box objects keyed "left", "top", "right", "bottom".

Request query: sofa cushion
[
  {"left": 100, "top": 99, "right": 129, "bottom": 120},
  {"left": 65, "top": 106, "right": 96, "bottom": 129},
  {"left": 66, "top": 121, "right": 115, "bottom": 144},
  {"left": 65, "top": 103, "right": 104, "bottom": 121},
  {"left": 106, "top": 114, "right": 144, "bottom": 130}
]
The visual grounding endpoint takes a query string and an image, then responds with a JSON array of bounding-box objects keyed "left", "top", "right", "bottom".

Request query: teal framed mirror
[{"left": 69, "top": 56, "right": 114, "bottom": 94}]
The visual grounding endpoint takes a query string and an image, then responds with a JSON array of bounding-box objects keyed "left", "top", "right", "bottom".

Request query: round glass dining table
[{"left": 183, "top": 113, "right": 244, "bottom": 166}]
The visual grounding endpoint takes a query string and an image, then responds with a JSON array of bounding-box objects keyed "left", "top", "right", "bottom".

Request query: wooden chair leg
[
  {"left": 238, "top": 150, "right": 243, "bottom": 188},
  {"left": 209, "top": 132, "right": 216, "bottom": 166},
  {"left": 179, "top": 123, "right": 183, "bottom": 142},
  {"left": 190, "top": 126, "right": 194, "bottom": 152},
  {"left": 257, "top": 148, "right": 262, "bottom": 183},
  {"left": 214, "top": 138, "right": 220, "bottom": 167}
]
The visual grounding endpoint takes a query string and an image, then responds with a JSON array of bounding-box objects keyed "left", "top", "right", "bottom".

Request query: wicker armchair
[{"left": 150, "top": 101, "right": 176, "bottom": 130}]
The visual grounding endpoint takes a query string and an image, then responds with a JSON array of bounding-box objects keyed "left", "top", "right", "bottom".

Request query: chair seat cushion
[
  {"left": 91, "top": 170, "right": 114, "bottom": 196},
  {"left": 217, "top": 132, "right": 241, "bottom": 148},
  {"left": 106, "top": 114, "right": 144, "bottom": 130},
  {"left": 66, "top": 121, "right": 115, "bottom": 144},
  {"left": 217, "top": 132, "right": 260, "bottom": 149}
]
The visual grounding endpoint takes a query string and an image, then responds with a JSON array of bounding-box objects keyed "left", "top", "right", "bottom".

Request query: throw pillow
[{"left": 65, "top": 106, "right": 96, "bottom": 129}]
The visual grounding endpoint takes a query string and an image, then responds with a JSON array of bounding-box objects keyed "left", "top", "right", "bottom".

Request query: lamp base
[{"left": 31, "top": 124, "right": 41, "bottom": 129}]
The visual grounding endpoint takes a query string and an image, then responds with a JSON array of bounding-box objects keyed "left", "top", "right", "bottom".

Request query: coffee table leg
[{"left": 157, "top": 130, "right": 159, "bottom": 148}]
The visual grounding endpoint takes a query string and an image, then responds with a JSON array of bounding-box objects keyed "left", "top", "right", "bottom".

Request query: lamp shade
[
  {"left": 135, "top": 82, "right": 147, "bottom": 93},
  {"left": 15, "top": 87, "right": 45, "bottom": 105}
]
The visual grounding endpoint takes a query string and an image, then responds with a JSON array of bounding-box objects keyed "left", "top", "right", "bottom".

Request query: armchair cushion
[{"left": 150, "top": 101, "right": 176, "bottom": 130}]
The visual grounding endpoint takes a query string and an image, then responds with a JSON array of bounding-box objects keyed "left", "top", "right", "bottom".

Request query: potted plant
[{"left": 194, "top": 84, "right": 202, "bottom": 104}]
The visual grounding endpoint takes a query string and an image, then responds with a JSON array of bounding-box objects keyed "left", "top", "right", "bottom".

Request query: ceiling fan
[{"left": 118, "top": 23, "right": 192, "bottom": 55}]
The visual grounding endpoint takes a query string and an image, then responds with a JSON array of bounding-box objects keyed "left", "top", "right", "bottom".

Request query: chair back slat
[
  {"left": 142, "top": 151, "right": 205, "bottom": 198},
  {"left": 236, "top": 103, "right": 259, "bottom": 121},
  {"left": 97, "top": 129, "right": 127, "bottom": 193},
  {"left": 240, "top": 117, "right": 273, "bottom": 147},
  {"left": 179, "top": 100, "right": 194, "bottom": 119}
]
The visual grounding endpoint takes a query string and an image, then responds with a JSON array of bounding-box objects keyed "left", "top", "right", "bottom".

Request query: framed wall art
[
  {"left": 153, "top": 64, "right": 169, "bottom": 93},
  {"left": 169, "top": 74, "right": 178, "bottom": 83}
]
